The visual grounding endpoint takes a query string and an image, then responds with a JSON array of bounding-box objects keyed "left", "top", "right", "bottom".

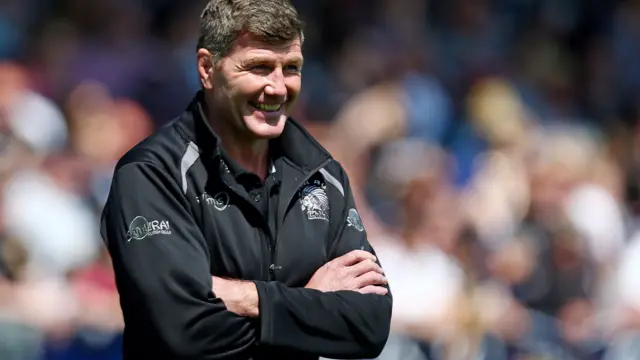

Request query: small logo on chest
[
  {"left": 346, "top": 208, "right": 364, "bottom": 232},
  {"left": 299, "top": 179, "right": 329, "bottom": 221},
  {"left": 197, "top": 191, "right": 230, "bottom": 211}
]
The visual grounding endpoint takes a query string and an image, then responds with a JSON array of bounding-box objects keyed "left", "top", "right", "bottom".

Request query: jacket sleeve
[
  {"left": 101, "top": 162, "right": 256, "bottom": 359},
  {"left": 254, "top": 163, "right": 392, "bottom": 359}
]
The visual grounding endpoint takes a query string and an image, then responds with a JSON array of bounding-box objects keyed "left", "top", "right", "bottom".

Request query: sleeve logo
[
  {"left": 346, "top": 208, "right": 364, "bottom": 232},
  {"left": 127, "top": 216, "right": 171, "bottom": 242}
]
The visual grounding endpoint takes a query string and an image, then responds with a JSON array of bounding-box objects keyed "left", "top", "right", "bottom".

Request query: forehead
[{"left": 227, "top": 32, "right": 303, "bottom": 60}]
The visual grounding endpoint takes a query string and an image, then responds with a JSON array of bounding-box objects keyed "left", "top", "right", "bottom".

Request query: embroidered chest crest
[{"left": 299, "top": 179, "right": 330, "bottom": 221}]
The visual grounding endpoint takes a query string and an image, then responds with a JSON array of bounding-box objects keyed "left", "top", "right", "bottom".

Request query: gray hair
[{"left": 197, "top": 0, "right": 304, "bottom": 62}]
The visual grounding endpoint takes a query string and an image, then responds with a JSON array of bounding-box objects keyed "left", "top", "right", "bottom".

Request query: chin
[{"left": 243, "top": 113, "right": 287, "bottom": 139}]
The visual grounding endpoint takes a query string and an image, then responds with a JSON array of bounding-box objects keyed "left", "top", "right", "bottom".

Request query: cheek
[
  {"left": 286, "top": 77, "right": 302, "bottom": 98},
  {"left": 216, "top": 73, "right": 251, "bottom": 100},
  {"left": 233, "top": 75, "right": 267, "bottom": 96}
]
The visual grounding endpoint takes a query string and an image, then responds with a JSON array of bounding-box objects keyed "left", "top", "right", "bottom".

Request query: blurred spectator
[
  {"left": 367, "top": 139, "right": 466, "bottom": 359},
  {"left": 0, "top": 63, "right": 68, "bottom": 155},
  {"left": 2, "top": 158, "right": 100, "bottom": 278}
]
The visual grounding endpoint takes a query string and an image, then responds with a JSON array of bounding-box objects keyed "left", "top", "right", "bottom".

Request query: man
[{"left": 100, "top": 0, "right": 392, "bottom": 359}]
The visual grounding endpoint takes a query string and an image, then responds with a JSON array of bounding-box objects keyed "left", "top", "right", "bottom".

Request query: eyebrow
[
  {"left": 287, "top": 56, "right": 304, "bottom": 66},
  {"left": 241, "top": 56, "right": 304, "bottom": 67}
]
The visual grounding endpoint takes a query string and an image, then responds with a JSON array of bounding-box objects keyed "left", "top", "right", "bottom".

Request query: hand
[
  {"left": 211, "top": 276, "right": 259, "bottom": 318},
  {"left": 305, "top": 250, "right": 388, "bottom": 295}
]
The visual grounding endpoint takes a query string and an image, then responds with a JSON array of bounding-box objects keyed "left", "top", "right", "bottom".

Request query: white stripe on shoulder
[
  {"left": 319, "top": 168, "right": 344, "bottom": 197},
  {"left": 181, "top": 141, "right": 200, "bottom": 194}
]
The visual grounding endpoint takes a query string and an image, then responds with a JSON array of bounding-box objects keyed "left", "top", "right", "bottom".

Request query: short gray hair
[{"left": 197, "top": 0, "right": 304, "bottom": 61}]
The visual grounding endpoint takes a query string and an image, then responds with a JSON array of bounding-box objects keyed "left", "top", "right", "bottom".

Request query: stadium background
[{"left": 2, "top": 0, "right": 640, "bottom": 359}]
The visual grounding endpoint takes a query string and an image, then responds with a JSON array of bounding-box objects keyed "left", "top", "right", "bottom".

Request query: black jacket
[{"left": 101, "top": 92, "right": 392, "bottom": 360}]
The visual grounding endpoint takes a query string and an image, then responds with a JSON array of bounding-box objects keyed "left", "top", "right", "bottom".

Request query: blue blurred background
[{"left": 3, "top": 0, "right": 640, "bottom": 359}]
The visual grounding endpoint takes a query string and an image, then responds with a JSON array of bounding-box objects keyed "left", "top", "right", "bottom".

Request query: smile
[{"left": 250, "top": 102, "right": 283, "bottom": 112}]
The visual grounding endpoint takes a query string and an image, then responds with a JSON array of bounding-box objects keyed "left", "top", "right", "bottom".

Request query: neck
[{"left": 205, "top": 97, "right": 270, "bottom": 179}]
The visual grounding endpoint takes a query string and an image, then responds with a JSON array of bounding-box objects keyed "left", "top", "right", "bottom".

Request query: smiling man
[{"left": 100, "top": 1, "right": 392, "bottom": 359}]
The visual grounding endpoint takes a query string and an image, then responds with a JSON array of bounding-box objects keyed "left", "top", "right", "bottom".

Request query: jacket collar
[{"left": 176, "top": 91, "right": 332, "bottom": 172}]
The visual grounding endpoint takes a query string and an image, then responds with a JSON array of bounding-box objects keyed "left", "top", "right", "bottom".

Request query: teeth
[{"left": 254, "top": 103, "right": 281, "bottom": 111}]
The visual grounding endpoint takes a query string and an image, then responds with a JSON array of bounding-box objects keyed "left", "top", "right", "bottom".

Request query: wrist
[
  {"left": 239, "top": 281, "right": 259, "bottom": 318},
  {"left": 212, "top": 277, "right": 259, "bottom": 318}
]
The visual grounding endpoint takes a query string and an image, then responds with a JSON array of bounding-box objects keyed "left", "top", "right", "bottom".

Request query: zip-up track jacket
[{"left": 101, "top": 93, "right": 392, "bottom": 360}]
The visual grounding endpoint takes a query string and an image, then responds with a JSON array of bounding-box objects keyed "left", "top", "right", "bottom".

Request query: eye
[
  {"left": 249, "top": 64, "right": 272, "bottom": 73},
  {"left": 284, "top": 64, "right": 301, "bottom": 74}
]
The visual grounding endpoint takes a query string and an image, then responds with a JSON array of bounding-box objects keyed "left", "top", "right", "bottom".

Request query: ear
[{"left": 197, "top": 49, "right": 215, "bottom": 90}]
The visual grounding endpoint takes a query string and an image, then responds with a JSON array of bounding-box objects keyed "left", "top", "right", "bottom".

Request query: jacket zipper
[
  {"left": 263, "top": 215, "right": 277, "bottom": 281},
  {"left": 219, "top": 176, "right": 275, "bottom": 281},
  {"left": 253, "top": 202, "right": 275, "bottom": 281},
  {"left": 269, "top": 159, "right": 331, "bottom": 281},
  {"left": 247, "top": 204, "right": 275, "bottom": 281},
  {"left": 265, "top": 234, "right": 277, "bottom": 281}
]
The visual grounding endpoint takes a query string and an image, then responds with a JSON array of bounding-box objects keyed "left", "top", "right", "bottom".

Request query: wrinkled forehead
[{"left": 229, "top": 31, "right": 303, "bottom": 59}]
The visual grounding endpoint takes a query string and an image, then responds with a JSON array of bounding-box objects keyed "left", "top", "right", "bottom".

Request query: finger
[
  {"left": 348, "top": 259, "right": 383, "bottom": 277},
  {"left": 335, "top": 250, "right": 376, "bottom": 266},
  {"left": 355, "top": 271, "right": 387, "bottom": 288},
  {"left": 356, "top": 285, "right": 388, "bottom": 295}
]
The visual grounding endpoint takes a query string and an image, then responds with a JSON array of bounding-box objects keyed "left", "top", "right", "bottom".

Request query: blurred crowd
[{"left": 2, "top": 0, "right": 640, "bottom": 359}]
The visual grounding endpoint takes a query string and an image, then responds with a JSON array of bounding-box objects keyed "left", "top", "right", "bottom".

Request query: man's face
[{"left": 202, "top": 33, "right": 303, "bottom": 140}]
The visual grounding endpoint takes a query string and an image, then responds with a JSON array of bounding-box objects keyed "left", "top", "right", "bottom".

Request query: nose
[{"left": 264, "top": 68, "right": 287, "bottom": 98}]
